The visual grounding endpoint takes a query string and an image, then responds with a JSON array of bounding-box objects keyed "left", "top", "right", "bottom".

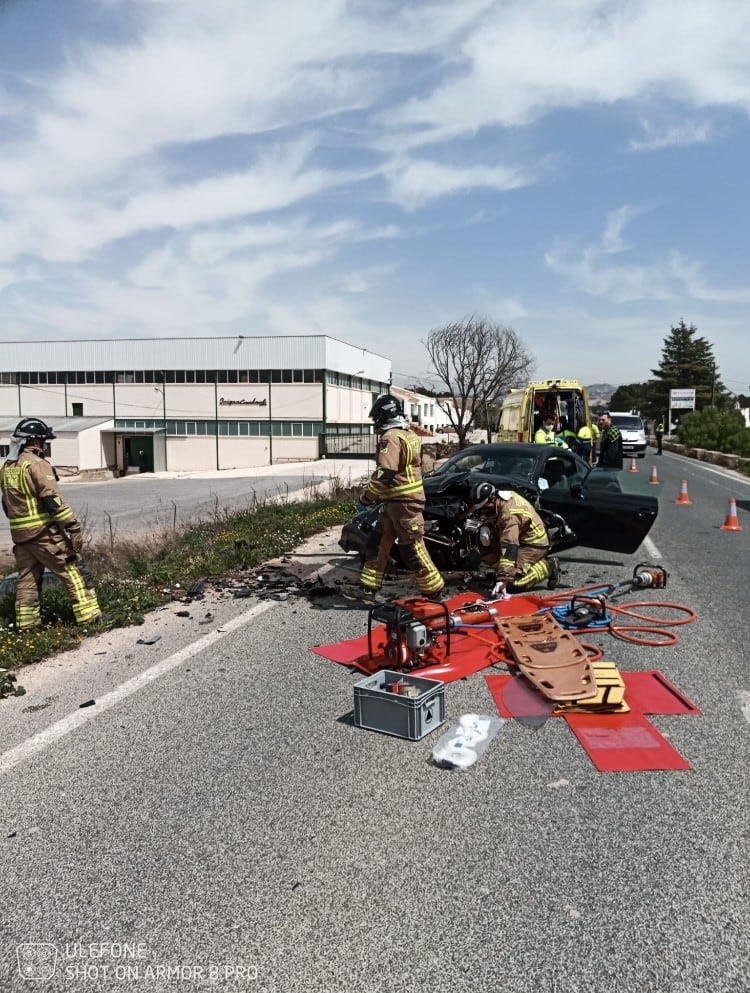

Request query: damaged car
[{"left": 339, "top": 442, "right": 659, "bottom": 573}]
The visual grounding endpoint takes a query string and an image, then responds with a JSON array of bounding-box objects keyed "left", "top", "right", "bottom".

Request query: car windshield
[
  {"left": 434, "top": 450, "right": 537, "bottom": 480},
  {"left": 610, "top": 415, "right": 643, "bottom": 430}
]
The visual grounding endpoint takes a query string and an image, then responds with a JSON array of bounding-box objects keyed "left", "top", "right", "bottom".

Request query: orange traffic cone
[
  {"left": 675, "top": 480, "right": 692, "bottom": 505},
  {"left": 648, "top": 464, "right": 660, "bottom": 485},
  {"left": 628, "top": 457, "right": 638, "bottom": 473},
  {"left": 720, "top": 497, "right": 742, "bottom": 531}
]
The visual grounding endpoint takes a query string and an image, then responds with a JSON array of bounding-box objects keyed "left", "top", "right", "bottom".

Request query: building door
[{"left": 126, "top": 437, "right": 153, "bottom": 473}]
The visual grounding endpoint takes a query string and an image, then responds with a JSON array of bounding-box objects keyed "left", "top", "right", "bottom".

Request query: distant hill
[{"left": 586, "top": 383, "right": 616, "bottom": 406}]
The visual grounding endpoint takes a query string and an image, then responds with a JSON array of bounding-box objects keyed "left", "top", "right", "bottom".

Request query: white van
[{"left": 608, "top": 411, "right": 647, "bottom": 458}]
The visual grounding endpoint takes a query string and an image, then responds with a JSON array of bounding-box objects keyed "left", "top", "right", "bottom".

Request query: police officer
[
  {"left": 0, "top": 418, "right": 103, "bottom": 629},
  {"left": 589, "top": 420, "right": 600, "bottom": 461},
  {"left": 493, "top": 490, "right": 559, "bottom": 592},
  {"left": 576, "top": 423, "right": 593, "bottom": 464},
  {"left": 596, "top": 411, "right": 623, "bottom": 469},
  {"left": 654, "top": 420, "right": 664, "bottom": 455},
  {"left": 357, "top": 395, "right": 444, "bottom": 599}
]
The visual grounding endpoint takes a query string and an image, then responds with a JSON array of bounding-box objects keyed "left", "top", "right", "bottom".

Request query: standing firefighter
[
  {"left": 357, "top": 395, "right": 444, "bottom": 600},
  {"left": 0, "top": 418, "right": 103, "bottom": 629},
  {"left": 493, "top": 490, "right": 559, "bottom": 592}
]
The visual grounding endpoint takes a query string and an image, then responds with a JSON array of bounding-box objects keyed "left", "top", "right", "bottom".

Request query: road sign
[{"left": 670, "top": 388, "right": 696, "bottom": 410}]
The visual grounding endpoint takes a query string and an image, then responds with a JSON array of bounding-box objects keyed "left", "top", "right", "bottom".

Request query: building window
[{"left": 72, "top": 403, "right": 83, "bottom": 416}]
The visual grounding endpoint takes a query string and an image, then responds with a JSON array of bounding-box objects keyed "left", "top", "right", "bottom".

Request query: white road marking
[
  {"left": 0, "top": 601, "right": 276, "bottom": 777},
  {"left": 738, "top": 690, "right": 750, "bottom": 724},
  {"left": 642, "top": 534, "right": 661, "bottom": 559}
]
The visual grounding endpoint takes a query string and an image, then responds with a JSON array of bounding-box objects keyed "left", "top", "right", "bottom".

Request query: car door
[{"left": 537, "top": 452, "right": 658, "bottom": 553}]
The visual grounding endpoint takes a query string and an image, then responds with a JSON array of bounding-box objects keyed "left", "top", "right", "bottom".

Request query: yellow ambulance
[{"left": 497, "top": 379, "right": 592, "bottom": 443}]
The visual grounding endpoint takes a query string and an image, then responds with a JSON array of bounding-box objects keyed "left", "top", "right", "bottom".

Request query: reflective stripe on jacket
[
  {"left": 0, "top": 451, "right": 75, "bottom": 542},
  {"left": 362, "top": 427, "right": 425, "bottom": 503},
  {"left": 496, "top": 492, "right": 549, "bottom": 550}
]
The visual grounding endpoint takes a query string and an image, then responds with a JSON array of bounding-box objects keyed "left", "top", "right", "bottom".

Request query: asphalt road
[
  {"left": 0, "top": 458, "right": 371, "bottom": 565},
  {"left": 0, "top": 448, "right": 748, "bottom": 993}
]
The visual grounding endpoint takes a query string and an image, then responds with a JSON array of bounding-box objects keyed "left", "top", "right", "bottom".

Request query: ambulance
[{"left": 497, "top": 379, "right": 592, "bottom": 444}]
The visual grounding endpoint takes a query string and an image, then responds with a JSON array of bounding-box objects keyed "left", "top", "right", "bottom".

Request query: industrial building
[{"left": 0, "top": 336, "right": 390, "bottom": 475}]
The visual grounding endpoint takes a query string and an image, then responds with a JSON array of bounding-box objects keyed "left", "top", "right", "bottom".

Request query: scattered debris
[
  {"left": 22, "top": 696, "right": 55, "bottom": 714},
  {"left": 176, "top": 610, "right": 191, "bottom": 618},
  {"left": 0, "top": 669, "right": 25, "bottom": 699},
  {"left": 79, "top": 699, "right": 96, "bottom": 708},
  {"left": 136, "top": 635, "right": 162, "bottom": 645}
]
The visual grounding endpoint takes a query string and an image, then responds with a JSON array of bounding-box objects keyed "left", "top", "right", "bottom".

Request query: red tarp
[
  {"left": 311, "top": 592, "right": 544, "bottom": 683},
  {"left": 485, "top": 670, "right": 700, "bottom": 772}
]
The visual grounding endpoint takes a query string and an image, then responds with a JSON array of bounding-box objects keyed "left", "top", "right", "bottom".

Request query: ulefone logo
[{"left": 16, "top": 943, "right": 58, "bottom": 980}]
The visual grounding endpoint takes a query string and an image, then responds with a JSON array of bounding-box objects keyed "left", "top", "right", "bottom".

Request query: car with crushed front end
[{"left": 339, "top": 442, "right": 659, "bottom": 574}]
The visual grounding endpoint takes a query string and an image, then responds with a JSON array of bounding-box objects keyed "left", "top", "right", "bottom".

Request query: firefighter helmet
[
  {"left": 368, "top": 394, "right": 404, "bottom": 429},
  {"left": 13, "top": 417, "right": 56, "bottom": 442}
]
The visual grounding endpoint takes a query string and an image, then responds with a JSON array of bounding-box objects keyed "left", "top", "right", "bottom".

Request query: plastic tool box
[{"left": 353, "top": 670, "right": 446, "bottom": 740}]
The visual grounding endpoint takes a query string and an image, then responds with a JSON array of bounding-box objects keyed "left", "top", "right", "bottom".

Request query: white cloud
[
  {"left": 601, "top": 205, "right": 642, "bottom": 254},
  {"left": 629, "top": 117, "right": 714, "bottom": 151},
  {"left": 546, "top": 207, "right": 750, "bottom": 305},
  {"left": 384, "top": 0, "right": 750, "bottom": 140},
  {"left": 385, "top": 157, "right": 530, "bottom": 210}
]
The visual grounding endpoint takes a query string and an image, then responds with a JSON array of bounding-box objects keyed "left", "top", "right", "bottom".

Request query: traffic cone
[
  {"left": 628, "top": 457, "right": 638, "bottom": 473},
  {"left": 675, "top": 480, "right": 692, "bottom": 505},
  {"left": 648, "top": 464, "right": 660, "bottom": 485},
  {"left": 720, "top": 497, "right": 742, "bottom": 531}
]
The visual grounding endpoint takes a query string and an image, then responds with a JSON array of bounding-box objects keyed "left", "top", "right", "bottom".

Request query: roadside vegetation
[{"left": 0, "top": 480, "right": 360, "bottom": 697}]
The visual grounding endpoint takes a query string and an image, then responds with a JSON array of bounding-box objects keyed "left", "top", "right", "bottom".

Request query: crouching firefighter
[
  {"left": 357, "top": 395, "right": 444, "bottom": 600},
  {"left": 493, "top": 489, "right": 559, "bottom": 593},
  {"left": 0, "top": 418, "right": 103, "bottom": 629}
]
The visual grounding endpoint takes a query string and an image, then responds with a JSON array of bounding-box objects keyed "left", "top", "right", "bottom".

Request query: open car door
[{"left": 537, "top": 453, "right": 658, "bottom": 554}]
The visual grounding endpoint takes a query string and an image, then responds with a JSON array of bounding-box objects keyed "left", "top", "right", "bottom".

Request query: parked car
[
  {"left": 339, "top": 443, "right": 659, "bottom": 571},
  {"left": 608, "top": 411, "right": 648, "bottom": 458}
]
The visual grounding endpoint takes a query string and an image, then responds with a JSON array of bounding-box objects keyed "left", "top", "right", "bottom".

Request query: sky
[{"left": 1, "top": 0, "right": 749, "bottom": 395}]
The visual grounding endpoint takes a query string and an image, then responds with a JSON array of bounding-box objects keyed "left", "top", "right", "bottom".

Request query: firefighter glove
[{"left": 67, "top": 523, "right": 84, "bottom": 554}]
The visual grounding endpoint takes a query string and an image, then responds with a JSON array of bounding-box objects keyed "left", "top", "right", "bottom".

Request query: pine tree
[{"left": 649, "top": 321, "right": 728, "bottom": 418}]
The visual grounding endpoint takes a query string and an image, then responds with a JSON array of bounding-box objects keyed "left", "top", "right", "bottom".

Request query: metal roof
[
  {"left": 0, "top": 416, "right": 112, "bottom": 433},
  {"left": 1, "top": 334, "right": 391, "bottom": 380}
]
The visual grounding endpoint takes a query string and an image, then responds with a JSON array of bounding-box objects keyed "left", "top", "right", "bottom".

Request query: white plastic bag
[{"left": 431, "top": 713, "right": 506, "bottom": 770}]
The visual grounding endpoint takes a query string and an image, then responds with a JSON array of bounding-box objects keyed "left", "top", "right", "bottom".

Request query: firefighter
[
  {"left": 0, "top": 418, "right": 103, "bottom": 629},
  {"left": 357, "top": 395, "right": 444, "bottom": 599},
  {"left": 493, "top": 489, "right": 559, "bottom": 592},
  {"left": 596, "top": 411, "right": 623, "bottom": 469}
]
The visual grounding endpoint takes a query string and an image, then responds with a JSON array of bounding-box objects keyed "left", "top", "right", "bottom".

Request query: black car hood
[{"left": 423, "top": 470, "right": 540, "bottom": 502}]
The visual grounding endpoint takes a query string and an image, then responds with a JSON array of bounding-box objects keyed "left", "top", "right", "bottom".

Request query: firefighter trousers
[
  {"left": 360, "top": 500, "right": 444, "bottom": 596},
  {"left": 13, "top": 532, "right": 102, "bottom": 629},
  {"left": 498, "top": 544, "right": 551, "bottom": 591}
]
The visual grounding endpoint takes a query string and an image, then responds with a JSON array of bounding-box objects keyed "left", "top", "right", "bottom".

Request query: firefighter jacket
[
  {"left": 0, "top": 448, "right": 77, "bottom": 543},
  {"left": 361, "top": 427, "right": 425, "bottom": 505},
  {"left": 495, "top": 492, "right": 549, "bottom": 554}
]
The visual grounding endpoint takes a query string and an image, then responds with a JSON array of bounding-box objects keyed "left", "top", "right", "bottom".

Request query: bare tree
[{"left": 421, "top": 316, "right": 534, "bottom": 447}]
